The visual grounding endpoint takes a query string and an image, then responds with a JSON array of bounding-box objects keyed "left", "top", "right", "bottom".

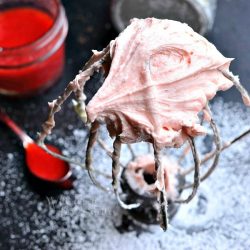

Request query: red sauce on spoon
[
  {"left": 0, "top": 109, "right": 73, "bottom": 189},
  {"left": 26, "top": 143, "right": 69, "bottom": 181}
]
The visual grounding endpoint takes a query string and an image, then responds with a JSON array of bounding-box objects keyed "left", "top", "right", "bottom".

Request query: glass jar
[
  {"left": 111, "top": 0, "right": 217, "bottom": 35},
  {"left": 0, "top": 0, "right": 68, "bottom": 96}
]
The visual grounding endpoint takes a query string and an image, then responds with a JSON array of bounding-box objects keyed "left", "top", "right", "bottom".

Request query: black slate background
[{"left": 0, "top": 0, "right": 250, "bottom": 249}]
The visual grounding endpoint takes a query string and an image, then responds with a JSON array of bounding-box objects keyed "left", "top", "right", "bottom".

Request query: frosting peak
[{"left": 87, "top": 18, "right": 234, "bottom": 148}]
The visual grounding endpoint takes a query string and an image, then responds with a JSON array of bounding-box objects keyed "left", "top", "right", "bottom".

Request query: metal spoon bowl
[{"left": 0, "top": 109, "right": 74, "bottom": 190}]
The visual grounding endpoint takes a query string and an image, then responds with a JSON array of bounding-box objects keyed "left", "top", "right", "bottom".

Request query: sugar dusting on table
[{"left": 0, "top": 98, "right": 250, "bottom": 250}]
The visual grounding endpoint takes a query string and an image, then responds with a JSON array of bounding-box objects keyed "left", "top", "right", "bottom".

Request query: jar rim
[
  {"left": 111, "top": 0, "right": 212, "bottom": 35},
  {"left": 0, "top": 0, "right": 65, "bottom": 53}
]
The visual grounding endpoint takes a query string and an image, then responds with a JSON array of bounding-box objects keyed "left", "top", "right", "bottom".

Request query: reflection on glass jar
[
  {"left": 111, "top": 0, "right": 217, "bottom": 35},
  {"left": 0, "top": 0, "right": 68, "bottom": 96}
]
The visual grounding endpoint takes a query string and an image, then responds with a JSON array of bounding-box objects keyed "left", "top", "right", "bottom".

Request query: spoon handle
[{"left": 0, "top": 109, "right": 33, "bottom": 147}]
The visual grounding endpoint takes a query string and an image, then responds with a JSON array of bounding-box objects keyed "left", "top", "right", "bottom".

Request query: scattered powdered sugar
[{"left": 1, "top": 98, "right": 250, "bottom": 250}]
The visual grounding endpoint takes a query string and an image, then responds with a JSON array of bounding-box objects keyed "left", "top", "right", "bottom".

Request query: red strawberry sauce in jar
[{"left": 0, "top": 0, "right": 68, "bottom": 96}]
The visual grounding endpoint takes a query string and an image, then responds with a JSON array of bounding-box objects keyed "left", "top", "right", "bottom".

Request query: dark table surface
[{"left": 0, "top": 0, "right": 250, "bottom": 249}]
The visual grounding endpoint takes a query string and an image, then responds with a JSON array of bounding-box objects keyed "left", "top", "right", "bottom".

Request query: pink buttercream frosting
[
  {"left": 86, "top": 18, "right": 234, "bottom": 148},
  {"left": 125, "top": 154, "right": 179, "bottom": 200}
]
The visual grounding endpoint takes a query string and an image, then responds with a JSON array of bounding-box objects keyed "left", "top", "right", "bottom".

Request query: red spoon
[{"left": 0, "top": 109, "right": 74, "bottom": 189}]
